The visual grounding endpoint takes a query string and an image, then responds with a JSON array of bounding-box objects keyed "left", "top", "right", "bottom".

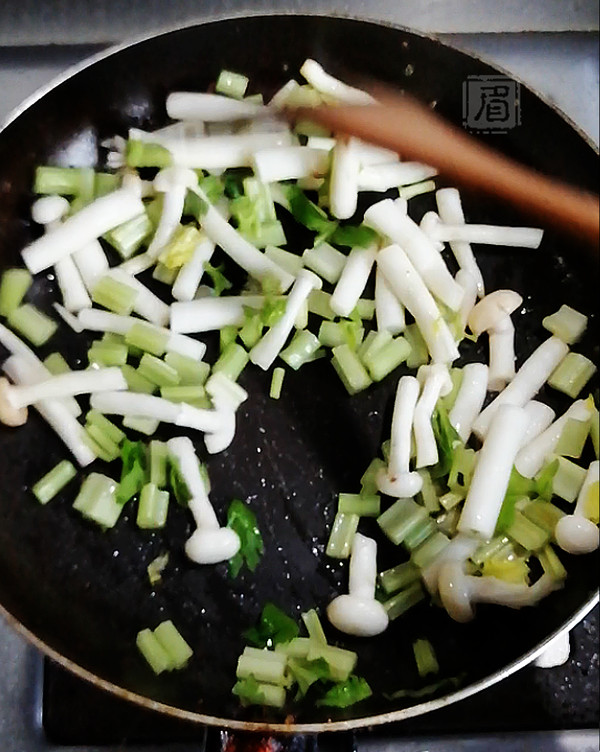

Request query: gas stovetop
[{"left": 0, "top": 7, "right": 598, "bottom": 752}]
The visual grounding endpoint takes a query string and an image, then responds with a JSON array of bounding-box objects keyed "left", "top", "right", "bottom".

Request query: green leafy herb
[
  {"left": 496, "top": 467, "right": 537, "bottom": 533},
  {"left": 226, "top": 499, "right": 264, "bottom": 578},
  {"left": 316, "top": 675, "right": 372, "bottom": 708},
  {"left": 231, "top": 676, "right": 266, "bottom": 707},
  {"left": 286, "top": 185, "right": 337, "bottom": 237},
  {"left": 117, "top": 440, "right": 147, "bottom": 506},
  {"left": 384, "top": 674, "right": 465, "bottom": 701},
  {"left": 287, "top": 657, "right": 331, "bottom": 699},
  {"left": 330, "top": 223, "right": 377, "bottom": 248},
  {"left": 243, "top": 602, "right": 299, "bottom": 648},
  {"left": 203, "top": 262, "right": 233, "bottom": 297},
  {"left": 167, "top": 456, "right": 192, "bottom": 507},
  {"left": 430, "top": 406, "right": 462, "bottom": 479},
  {"left": 533, "top": 458, "right": 559, "bottom": 501}
]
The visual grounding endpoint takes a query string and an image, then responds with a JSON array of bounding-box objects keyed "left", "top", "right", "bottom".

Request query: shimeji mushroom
[
  {"left": 329, "top": 137, "right": 361, "bottom": 220},
  {"left": 376, "top": 375, "right": 423, "bottom": 498},
  {"left": 448, "top": 362, "right": 489, "bottom": 443},
  {"left": 467, "top": 289, "right": 523, "bottom": 392},
  {"left": 555, "top": 460, "right": 599, "bottom": 555},
  {"left": 414, "top": 364, "right": 453, "bottom": 468},
  {"left": 167, "top": 437, "right": 240, "bottom": 564},
  {"left": 0, "top": 378, "right": 28, "bottom": 426},
  {"left": 421, "top": 533, "right": 480, "bottom": 597},
  {"left": 203, "top": 373, "right": 248, "bottom": 455},
  {"left": 438, "top": 560, "right": 562, "bottom": 623},
  {"left": 327, "top": 533, "right": 389, "bottom": 637}
]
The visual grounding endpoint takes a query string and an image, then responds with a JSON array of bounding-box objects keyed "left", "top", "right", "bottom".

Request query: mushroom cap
[
  {"left": 438, "top": 561, "right": 475, "bottom": 623},
  {"left": 376, "top": 468, "right": 423, "bottom": 499},
  {"left": 555, "top": 515, "right": 599, "bottom": 555},
  {"left": 467, "top": 290, "right": 523, "bottom": 337},
  {"left": 327, "top": 594, "right": 389, "bottom": 637},
  {"left": 185, "top": 526, "right": 240, "bottom": 565},
  {"left": 153, "top": 166, "right": 198, "bottom": 192},
  {"left": 0, "top": 378, "right": 28, "bottom": 427}
]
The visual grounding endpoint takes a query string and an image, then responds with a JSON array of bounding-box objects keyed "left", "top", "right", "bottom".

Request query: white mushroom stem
[
  {"left": 253, "top": 146, "right": 329, "bottom": 183},
  {"left": 190, "top": 184, "right": 293, "bottom": 292},
  {"left": 467, "top": 289, "right": 523, "bottom": 338},
  {"left": 167, "top": 437, "right": 241, "bottom": 564},
  {"left": 2, "top": 355, "right": 95, "bottom": 466},
  {"left": 203, "top": 373, "right": 248, "bottom": 455},
  {"left": 329, "top": 137, "right": 361, "bottom": 220},
  {"left": 299, "top": 58, "right": 375, "bottom": 104},
  {"left": 149, "top": 167, "right": 199, "bottom": 260},
  {"left": 435, "top": 188, "right": 484, "bottom": 297},
  {"left": 377, "top": 244, "right": 459, "bottom": 364},
  {"left": 358, "top": 162, "right": 437, "bottom": 192},
  {"left": 515, "top": 398, "right": 593, "bottom": 478},
  {"left": 167, "top": 131, "right": 294, "bottom": 171},
  {"left": 421, "top": 533, "right": 480, "bottom": 597},
  {"left": 517, "top": 401, "right": 556, "bottom": 450},
  {"left": 172, "top": 236, "right": 216, "bottom": 302},
  {"left": 76, "top": 308, "right": 206, "bottom": 361},
  {"left": 364, "top": 199, "right": 464, "bottom": 311},
  {"left": 330, "top": 242, "right": 377, "bottom": 318},
  {"left": 472, "top": 336, "right": 569, "bottom": 439},
  {"left": 454, "top": 269, "right": 479, "bottom": 337},
  {"left": 414, "top": 364, "right": 453, "bottom": 468},
  {"left": 419, "top": 212, "right": 445, "bottom": 252},
  {"left": 555, "top": 461, "right": 599, "bottom": 555},
  {"left": 104, "top": 268, "right": 170, "bottom": 327},
  {"left": 438, "top": 561, "right": 562, "bottom": 622},
  {"left": 458, "top": 404, "right": 529, "bottom": 540},
  {"left": 327, "top": 533, "right": 389, "bottom": 637},
  {"left": 376, "top": 375, "right": 423, "bottom": 498},
  {"left": 4, "top": 367, "right": 127, "bottom": 410},
  {"left": 250, "top": 270, "right": 322, "bottom": 370},
  {"left": 428, "top": 220, "right": 544, "bottom": 249},
  {"left": 449, "top": 362, "right": 489, "bottom": 443},
  {"left": 72, "top": 240, "right": 110, "bottom": 292},
  {"left": 170, "top": 295, "right": 265, "bottom": 333},
  {"left": 166, "top": 91, "right": 265, "bottom": 121},
  {"left": 22, "top": 187, "right": 145, "bottom": 274},
  {"left": 488, "top": 314, "right": 516, "bottom": 391},
  {"left": 374, "top": 265, "right": 405, "bottom": 335},
  {"left": 354, "top": 140, "right": 400, "bottom": 167}
]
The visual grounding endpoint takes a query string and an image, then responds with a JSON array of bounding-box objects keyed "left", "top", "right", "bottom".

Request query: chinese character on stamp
[{"left": 462, "top": 75, "right": 521, "bottom": 134}]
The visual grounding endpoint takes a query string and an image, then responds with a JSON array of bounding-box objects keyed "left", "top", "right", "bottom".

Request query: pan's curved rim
[{"left": 0, "top": 10, "right": 598, "bottom": 734}]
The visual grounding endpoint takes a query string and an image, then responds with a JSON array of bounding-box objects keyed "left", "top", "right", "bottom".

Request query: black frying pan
[{"left": 0, "top": 14, "right": 598, "bottom": 733}]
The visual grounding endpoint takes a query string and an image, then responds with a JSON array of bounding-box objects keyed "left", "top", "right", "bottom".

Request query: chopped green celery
[
  {"left": 303, "top": 242, "right": 347, "bottom": 284},
  {"left": 91, "top": 275, "right": 138, "bottom": 315},
  {"left": 287, "top": 656, "right": 331, "bottom": 698},
  {"left": 160, "top": 385, "right": 208, "bottom": 406},
  {"left": 542, "top": 304, "right": 587, "bottom": 344},
  {"left": 551, "top": 456, "right": 587, "bottom": 502},
  {"left": 33, "top": 165, "right": 94, "bottom": 199},
  {"left": 441, "top": 368, "right": 464, "bottom": 412},
  {"left": 227, "top": 499, "right": 264, "bottom": 578},
  {"left": 243, "top": 603, "right": 299, "bottom": 648},
  {"left": 379, "top": 561, "right": 420, "bottom": 595},
  {"left": 88, "top": 341, "right": 129, "bottom": 367},
  {"left": 269, "top": 367, "right": 285, "bottom": 399},
  {"left": 196, "top": 174, "right": 224, "bottom": 205},
  {"left": 533, "top": 458, "right": 559, "bottom": 501},
  {"left": 330, "top": 223, "right": 378, "bottom": 248},
  {"left": 32, "top": 460, "right": 77, "bottom": 504},
  {"left": 505, "top": 509, "right": 549, "bottom": 551},
  {"left": 325, "top": 511, "right": 360, "bottom": 558},
  {"left": 73, "top": 473, "right": 122, "bottom": 528},
  {"left": 145, "top": 195, "right": 164, "bottom": 228},
  {"left": 520, "top": 499, "right": 565, "bottom": 534},
  {"left": 306, "top": 643, "right": 357, "bottom": 682},
  {"left": 359, "top": 329, "right": 392, "bottom": 362},
  {"left": 404, "top": 323, "right": 429, "bottom": 368},
  {"left": 137, "top": 482, "right": 169, "bottom": 529},
  {"left": 124, "top": 322, "right": 168, "bottom": 357},
  {"left": 237, "top": 647, "right": 288, "bottom": 685},
  {"left": 331, "top": 344, "right": 372, "bottom": 395},
  {"left": 136, "top": 628, "right": 173, "bottom": 675},
  {"left": 316, "top": 675, "right": 372, "bottom": 708},
  {"left": 430, "top": 406, "right": 462, "bottom": 479},
  {"left": 294, "top": 119, "right": 331, "bottom": 137},
  {"left": 557, "top": 413, "right": 591, "bottom": 459},
  {"left": 383, "top": 581, "right": 426, "bottom": 620},
  {"left": 362, "top": 336, "right": 411, "bottom": 382},
  {"left": 439, "top": 490, "right": 464, "bottom": 510},
  {"left": 275, "top": 636, "right": 311, "bottom": 658},
  {"left": 0, "top": 268, "right": 33, "bottom": 316},
  {"left": 548, "top": 353, "right": 596, "bottom": 399},
  {"left": 123, "top": 415, "right": 160, "bottom": 435},
  {"left": 84, "top": 423, "right": 121, "bottom": 460},
  {"left": 240, "top": 220, "right": 287, "bottom": 249},
  {"left": 152, "top": 261, "right": 178, "bottom": 285},
  {"left": 338, "top": 492, "right": 381, "bottom": 517},
  {"left": 280, "top": 329, "right": 321, "bottom": 370},
  {"left": 121, "top": 364, "right": 156, "bottom": 394},
  {"left": 377, "top": 498, "right": 428, "bottom": 546},
  {"left": 232, "top": 676, "right": 286, "bottom": 708},
  {"left": 148, "top": 441, "right": 168, "bottom": 488},
  {"left": 354, "top": 298, "right": 376, "bottom": 321},
  {"left": 481, "top": 556, "right": 530, "bottom": 584},
  {"left": 590, "top": 403, "right": 599, "bottom": 458},
  {"left": 126, "top": 139, "right": 172, "bottom": 168},
  {"left": 94, "top": 172, "right": 120, "bottom": 197},
  {"left": 403, "top": 518, "right": 437, "bottom": 552},
  {"left": 417, "top": 470, "right": 441, "bottom": 513},
  {"left": 302, "top": 609, "right": 328, "bottom": 645},
  {"left": 7, "top": 304, "right": 57, "bottom": 346},
  {"left": 436, "top": 507, "right": 461, "bottom": 537},
  {"left": 399, "top": 179, "right": 436, "bottom": 200},
  {"left": 215, "top": 69, "right": 249, "bottom": 99},
  {"left": 360, "top": 457, "right": 386, "bottom": 495},
  {"left": 265, "top": 246, "right": 304, "bottom": 276},
  {"left": 43, "top": 351, "right": 70, "bottom": 375},
  {"left": 495, "top": 469, "right": 537, "bottom": 533},
  {"left": 583, "top": 479, "right": 599, "bottom": 523},
  {"left": 307, "top": 289, "right": 336, "bottom": 320},
  {"left": 147, "top": 551, "right": 169, "bottom": 585},
  {"left": 137, "top": 353, "right": 180, "bottom": 387},
  {"left": 471, "top": 535, "right": 513, "bottom": 568},
  {"left": 385, "top": 675, "right": 464, "bottom": 701},
  {"left": 153, "top": 620, "right": 193, "bottom": 669},
  {"left": 163, "top": 352, "right": 210, "bottom": 386},
  {"left": 537, "top": 544, "right": 567, "bottom": 581},
  {"left": 159, "top": 224, "right": 202, "bottom": 269},
  {"left": 411, "top": 531, "right": 450, "bottom": 569},
  {"left": 238, "top": 310, "right": 263, "bottom": 349},
  {"left": 413, "top": 639, "right": 439, "bottom": 678},
  {"left": 319, "top": 320, "right": 364, "bottom": 350},
  {"left": 117, "top": 440, "right": 147, "bottom": 506},
  {"left": 103, "top": 212, "right": 153, "bottom": 259},
  {"left": 212, "top": 342, "right": 248, "bottom": 381},
  {"left": 381, "top": 439, "right": 391, "bottom": 463},
  {"left": 203, "top": 262, "right": 233, "bottom": 296}
]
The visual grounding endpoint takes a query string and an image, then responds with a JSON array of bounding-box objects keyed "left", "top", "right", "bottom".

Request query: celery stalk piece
[
  {"left": 125, "top": 322, "right": 168, "bottom": 357},
  {"left": 88, "top": 342, "right": 128, "bottom": 367},
  {"left": 153, "top": 620, "right": 193, "bottom": 669},
  {"left": 147, "top": 552, "right": 169, "bottom": 586},
  {"left": 303, "top": 242, "right": 347, "bottom": 284},
  {"left": 137, "top": 354, "right": 181, "bottom": 387},
  {"left": 331, "top": 344, "right": 372, "bottom": 395},
  {"left": 136, "top": 628, "right": 173, "bottom": 674},
  {"left": 149, "top": 441, "right": 168, "bottom": 488},
  {"left": 280, "top": 329, "right": 321, "bottom": 370},
  {"left": 537, "top": 545, "right": 567, "bottom": 582},
  {"left": 237, "top": 649, "right": 287, "bottom": 685},
  {"left": 34, "top": 165, "right": 95, "bottom": 197},
  {"left": 269, "top": 367, "right": 285, "bottom": 399},
  {"left": 232, "top": 678, "right": 286, "bottom": 708},
  {"left": 326, "top": 511, "right": 360, "bottom": 558},
  {"left": 160, "top": 385, "right": 208, "bottom": 405},
  {"left": 7, "top": 304, "right": 57, "bottom": 346},
  {"left": 104, "top": 212, "right": 153, "bottom": 259},
  {"left": 137, "top": 483, "right": 170, "bottom": 529},
  {"left": 377, "top": 498, "right": 429, "bottom": 546},
  {"left": 265, "top": 245, "right": 304, "bottom": 277},
  {"left": 0, "top": 269, "right": 33, "bottom": 317},
  {"left": 73, "top": 473, "right": 122, "bottom": 528},
  {"left": 302, "top": 609, "right": 328, "bottom": 645},
  {"left": 213, "top": 343, "right": 249, "bottom": 382},
  {"left": 122, "top": 415, "right": 160, "bottom": 435},
  {"left": 521, "top": 499, "right": 565, "bottom": 534},
  {"left": 92, "top": 275, "right": 138, "bottom": 316},
  {"left": 215, "top": 69, "right": 249, "bottom": 99},
  {"left": 542, "top": 304, "right": 587, "bottom": 344},
  {"left": 548, "top": 352, "right": 596, "bottom": 399},
  {"left": 413, "top": 638, "right": 439, "bottom": 678},
  {"left": 307, "top": 289, "right": 336, "bottom": 320},
  {"left": 555, "top": 417, "right": 590, "bottom": 458},
  {"left": 379, "top": 561, "right": 420, "bottom": 595},
  {"left": 505, "top": 509, "right": 550, "bottom": 551},
  {"left": 43, "top": 352, "right": 70, "bottom": 376},
  {"left": 85, "top": 409, "right": 125, "bottom": 445},
  {"left": 552, "top": 456, "right": 587, "bottom": 502},
  {"left": 84, "top": 423, "right": 120, "bottom": 461},
  {"left": 338, "top": 492, "right": 381, "bottom": 517},
  {"left": 164, "top": 353, "right": 210, "bottom": 386},
  {"left": 383, "top": 582, "right": 426, "bottom": 621},
  {"left": 363, "top": 336, "right": 411, "bottom": 382},
  {"left": 121, "top": 365, "right": 156, "bottom": 394},
  {"left": 403, "top": 518, "right": 437, "bottom": 552},
  {"left": 360, "top": 457, "right": 386, "bottom": 495},
  {"left": 306, "top": 643, "right": 358, "bottom": 682},
  {"left": 411, "top": 532, "right": 451, "bottom": 569},
  {"left": 32, "top": 460, "right": 77, "bottom": 504}
]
